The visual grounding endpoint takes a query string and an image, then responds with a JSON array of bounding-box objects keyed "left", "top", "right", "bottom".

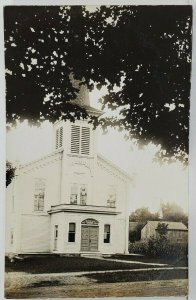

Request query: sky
[{"left": 6, "top": 87, "right": 188, "bottom": 214}]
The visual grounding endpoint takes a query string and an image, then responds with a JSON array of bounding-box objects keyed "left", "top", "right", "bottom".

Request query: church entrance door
[
  {"left": 81, "top": 219, "right": 99, "bottom": 252},
  {"left": 81, "top": 226, "right": 99, "bottom": 251}
]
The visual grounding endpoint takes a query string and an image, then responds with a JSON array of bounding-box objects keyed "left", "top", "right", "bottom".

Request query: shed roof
[{"left": 146, "top": 221, "right": 188, "bottom": 231}]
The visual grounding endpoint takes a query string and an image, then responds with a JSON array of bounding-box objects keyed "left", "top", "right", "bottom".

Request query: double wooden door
[{"left": 81, "top": 226, "right": 99, "bottom": 252}]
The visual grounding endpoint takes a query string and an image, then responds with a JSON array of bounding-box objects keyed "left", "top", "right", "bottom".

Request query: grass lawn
[
  {"left": 105, "top": 254, "right": 188, "bottom": 267},
  {"left": 85, "top": 269, "right": 188, "bottom": 283},
  {"left": 5, "top": 256, "right": 167, "bottom": 274}
]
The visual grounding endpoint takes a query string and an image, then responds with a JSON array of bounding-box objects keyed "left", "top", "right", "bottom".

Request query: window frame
[
  {"left": 70, "top": 183, "right": 88, "bottom": 205},
  {"left": 107, "top": 185, "right": 116, "bottom": 208},
  {"left": 53, "top": 225, "right": 58, "bottom": 251},
  {"left": 68, "top": 223, "right": 76, "bottom": 242},
  {"left": 104, "top": 224, "right": 111, "bottom": 243},
  {"left": 34, "top": 178, "right": 46, "bottom": 212}
]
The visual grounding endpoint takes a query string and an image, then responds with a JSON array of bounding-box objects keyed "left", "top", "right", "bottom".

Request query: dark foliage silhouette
[{"left": 4, "top": 6, "right": 192, "bottom": 161}]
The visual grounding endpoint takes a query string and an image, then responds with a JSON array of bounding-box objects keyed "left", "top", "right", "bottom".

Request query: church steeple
[
  {"left": 69, "top": 74, "right": 90, "bottom": 106},
  {"left": 53, "top": 76, "right": 103, "bottom": 154},
  {"left": 69, "top": 74, "right": 103, "bottom": 117}
]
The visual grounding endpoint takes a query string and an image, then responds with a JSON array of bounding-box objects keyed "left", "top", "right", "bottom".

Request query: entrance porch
[{"left": 49, "top": 207, "right": 128, "bottom": 255}]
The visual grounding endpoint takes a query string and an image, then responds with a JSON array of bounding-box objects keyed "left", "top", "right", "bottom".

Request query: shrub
[
  {"left": 129, "top": 240, "right": 149, "bottom": 255},
  {"left": 129, "top": 236, "right": 187, "bottom": 259}
]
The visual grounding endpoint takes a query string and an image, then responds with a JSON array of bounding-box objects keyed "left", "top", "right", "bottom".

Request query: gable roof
[
  {"left": 70, "top": 101, "right": 104, "bottom": 117},
  {"left": 19, "top": 151, "right": 63, "bottom": 173},
  {"left": 97, "top": 153, "right": 132, "bottom": 181},
  {"left": 146, "top": 221, "right": 188, "bottom": 231}
]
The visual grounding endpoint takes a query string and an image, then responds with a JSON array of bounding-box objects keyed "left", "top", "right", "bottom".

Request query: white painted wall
[
  {"left": 50, "top": 212, "right": 127, "bottom": 254},
  {"left": 20, "top": 215, "right": 50, "bottom": 252},
  {"left": 6, "top": 119, "right": 131, "bottom": 255}
]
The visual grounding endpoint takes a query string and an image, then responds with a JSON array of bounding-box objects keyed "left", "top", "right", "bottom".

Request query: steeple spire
[
  {"left": 69, "top": 73, "right": 90, "bottom": 106},
  {"left": 69, "top": 74, "right": 103, "bottom": 117}
]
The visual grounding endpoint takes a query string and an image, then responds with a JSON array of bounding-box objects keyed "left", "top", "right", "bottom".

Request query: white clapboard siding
[{"left": 21, "top": 215, "right": 50, "bottom": 252}]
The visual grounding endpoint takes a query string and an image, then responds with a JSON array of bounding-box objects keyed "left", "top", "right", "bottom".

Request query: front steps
[{"left": 80, "top": 252, "right": 102, "bottom": 258}]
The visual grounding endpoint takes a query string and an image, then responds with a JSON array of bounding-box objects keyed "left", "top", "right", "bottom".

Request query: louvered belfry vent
[
  {"left": 81, "top": 127, "right": 90, "bottom": 155},
  {"left": 55, "top": 129, "right": 59, "bottom": 149},
  {"left": 56, "top": 126, "right": 63, "bottom": 149},
  {"left": 71, "top": 125, "right": 90, "bottom": 155},
  {"left": 59, "top": 127, "right": 63, "bottom": 148},
  {"left": 71, "top": 125, "right": 80, "bottom": 154}
]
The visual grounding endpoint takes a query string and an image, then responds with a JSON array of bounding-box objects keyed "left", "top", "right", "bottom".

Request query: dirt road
[{"left": 5, "top": 272, "right": 188, "bottom": 298}]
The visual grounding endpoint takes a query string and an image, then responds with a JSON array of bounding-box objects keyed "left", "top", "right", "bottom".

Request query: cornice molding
[
  {"left": 97, "top": 154, "right": 132, "bottom": 182},
  {"left": 48, "top": 203, "right": 120, "bottom": 215},
  {"left": 20, "top": 151, "right": 63, "bottom": 174}
]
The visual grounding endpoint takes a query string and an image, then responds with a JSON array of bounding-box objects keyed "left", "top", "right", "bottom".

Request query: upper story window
[
  {"left": 55, "top": 126, "right": 63, "bottom": 149},
  {"left": 34, "top": 178, "right": 45, "bottom": 211},
  {"left": 70, "top": 183, "right": 87, "bottom": 205},
  {"left": 107, "top": 186, "right": 116, "bottom": 208},
  {"left": 70, "top": 183, "right": 78, "bottom": 204},
  {"left": 71, "top": 125, "right": 90, "bottom": 155}
]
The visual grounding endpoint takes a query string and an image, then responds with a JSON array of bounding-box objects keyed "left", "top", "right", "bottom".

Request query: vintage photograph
[{"left": 4, "top": 5, "right": 192, "bottom": 298}]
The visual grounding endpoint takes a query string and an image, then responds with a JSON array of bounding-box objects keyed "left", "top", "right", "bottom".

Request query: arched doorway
[{"left": 81, "top": 219, "right": 99, "bottom": 252}]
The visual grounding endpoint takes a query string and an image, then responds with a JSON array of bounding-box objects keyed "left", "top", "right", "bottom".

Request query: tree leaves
[
  {"left": 4, "top": 5, "right": 192, "bottom": 161},
  {"left": 6, "top": 161, "right": 16, "bottom": 187}
]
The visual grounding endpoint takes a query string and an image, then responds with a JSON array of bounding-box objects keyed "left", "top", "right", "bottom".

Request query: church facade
[{"left": 6, "top": 89, "right": 131, "bottom": 256}]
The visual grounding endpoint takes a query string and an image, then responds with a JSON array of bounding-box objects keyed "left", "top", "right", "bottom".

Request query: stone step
[{"left": 80, "top": 252, "right": 102, "bottom": 258}]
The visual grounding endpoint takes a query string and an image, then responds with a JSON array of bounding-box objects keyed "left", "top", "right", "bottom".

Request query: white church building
[{"left": 6, "top": 86, "right": 132, "bottom": 256}]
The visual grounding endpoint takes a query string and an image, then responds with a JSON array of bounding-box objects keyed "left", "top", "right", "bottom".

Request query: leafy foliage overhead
[{"left": 4, "top": 6, "right": 192, "bottom": 160}]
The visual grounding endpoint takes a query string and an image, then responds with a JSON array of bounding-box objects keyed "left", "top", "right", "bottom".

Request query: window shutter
[
  {"left": 59, "top": 127, "right": 63, "bottom": 148},
  {"left": 56, "top": 127, "right": 63, "bottom": 149},
  {"left": 71, "top": 125, "right": 80, "bottom": 154},
  {"left": 55, "top": 129, "right": 59, "bottom": 149},
  {"left": 81, "top": 127, "right": 90, "bottom": 155}
]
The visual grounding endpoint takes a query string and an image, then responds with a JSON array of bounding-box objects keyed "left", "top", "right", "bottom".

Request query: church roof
[
  {"left": 70, "top": 101, "right": 104, "bottom": 117},
  {"left": 97, "top": 153, "right": 132, "bottom": 181},
  {"left": 19, "top": 151, "right": 63, "bottom": 172}
]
